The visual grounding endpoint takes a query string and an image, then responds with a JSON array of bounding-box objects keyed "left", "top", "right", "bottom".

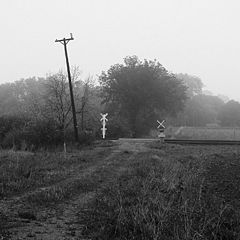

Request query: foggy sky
[{"left": 1, "top": 0, "right": 240, "bottom": 100}]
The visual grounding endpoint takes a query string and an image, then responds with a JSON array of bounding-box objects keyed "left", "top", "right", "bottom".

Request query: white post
[
  {"left": 63, "top": 142, "right": 67, "bottom": 154},
  {"left": 100, "top": 113, "right": 108, "bottom": 139}
]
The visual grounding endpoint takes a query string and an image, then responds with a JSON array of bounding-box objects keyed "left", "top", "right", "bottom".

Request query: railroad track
[
  {"left": 118, "top": 138, "right": 240, "bottom": 145},
  {"left": 165, "top": 139, "right": 240, "bottom": 145}
]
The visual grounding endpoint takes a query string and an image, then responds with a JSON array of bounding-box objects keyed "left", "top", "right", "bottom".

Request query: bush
[
  {"left": 78, "top": 131, "right": 95, "bottom": 145},
  {"left": 0, "top": 115, "right": 27, "bottom": 142},
  {"left": 106, "top": 116, "right": 132, "bottom": 139},
  {"left": 0, "top": 115, "right": 96, "bottom": 150},
  {"left": 1, "top": 128, "right": 26, "bottom": 149},
  {"left": 0, "top": 115, "right": 29, "bottom": 149},
  {"left": 24, "top": 119, "right": 63, "bottom": 148},
  {"left": 0, "top": 116, "right": 64, "bottom": 150}
]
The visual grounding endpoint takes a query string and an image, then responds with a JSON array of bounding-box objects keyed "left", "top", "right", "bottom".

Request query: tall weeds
[{"left": 79, "top": 155, "right": 240, "bottom": 240}]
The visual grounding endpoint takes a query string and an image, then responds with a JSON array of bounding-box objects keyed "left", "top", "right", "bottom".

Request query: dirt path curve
[{"left": 5, "top": 140, "right": 149, "bottom": 240}]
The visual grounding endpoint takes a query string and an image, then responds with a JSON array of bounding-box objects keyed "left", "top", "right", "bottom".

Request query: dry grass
[
  {"left": 2, "top": 142, "right": 240, "bottom": 239},
  {"left": 0, "top": 151, "right": 71, "bottom": 199},
  {"left": 79, "top": 144, "right": 240, "bottom": 240},
  {"left": 0, "top": 144, "right": 113, "bottom": 238},
  {"left": 0, "top": 145, "right": 111, "bottom": 200}
]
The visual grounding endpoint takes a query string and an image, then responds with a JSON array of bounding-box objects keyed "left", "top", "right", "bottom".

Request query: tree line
[{"left": 0, "top": 56, "right": 239, "bottom": 149}]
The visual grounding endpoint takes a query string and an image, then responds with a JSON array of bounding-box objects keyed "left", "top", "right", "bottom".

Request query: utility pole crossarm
[{"left": 55, "top": 33, "right": 74, "bottom": 43}]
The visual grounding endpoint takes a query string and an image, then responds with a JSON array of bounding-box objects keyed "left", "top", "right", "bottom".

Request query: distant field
[{"left": 164, "top": 126, "right": 240, "bottom": 140}]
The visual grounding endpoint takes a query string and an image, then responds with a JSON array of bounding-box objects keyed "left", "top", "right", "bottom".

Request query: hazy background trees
[
  {"left": 175, "top": 73, "right": 203, "bottom": 97},
  {"left": 0, "top": 56, "right": 239, "bottom": 148},
  {"left": 172, "top": 73, "right": 228, "bottom": 127},
  {"left": 0, "top": 68, "right": 102, "bottom": 149},
  {"left": 181, "top": 95, "right": 224, "bottom": 126},
  {"left": 218, "top": 100, "right": 240, "bottom": 127}
]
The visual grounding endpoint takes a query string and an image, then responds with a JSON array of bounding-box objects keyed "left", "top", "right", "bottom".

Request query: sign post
[
  {"left": 100, "top": 113, "right": 108, "bottom": 139},
  {"left": 157, "top": 120, "right": 165, "bottom": 143}
]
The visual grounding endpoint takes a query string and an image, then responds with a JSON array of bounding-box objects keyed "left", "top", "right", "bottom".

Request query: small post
[
  {"left": 100, "top": 113, "right": 108, "bottom": 139},
  {"left": 63, "top": 142, "right": 67, "bottom": 158},
  {"left": 63, "top": 142, "right": 67, "bottom": 152},
  {"left": 157, "top": 119, "right": 166, "bottom": 143}
]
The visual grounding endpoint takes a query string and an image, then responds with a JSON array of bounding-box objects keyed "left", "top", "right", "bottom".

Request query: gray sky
[{"left": 1, "top": 0, "right": 240, "bottom": 100}]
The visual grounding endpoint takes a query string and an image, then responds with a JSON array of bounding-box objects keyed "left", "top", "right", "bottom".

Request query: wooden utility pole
[
  {"left": 55, "top": 33, "right": 79, "bottom": 142},
  {"left": 81, "top": 96, "right": 85, "bottom": 131}
]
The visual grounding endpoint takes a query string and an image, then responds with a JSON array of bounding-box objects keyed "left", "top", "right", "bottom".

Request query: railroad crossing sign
[
  {"left": 157, "top": 120, "right": 165, "bottom": 130},
  {"left": 100, "top": 113, "right": 108, "bottom": 139},
  {"left": 157, "top": 120, "right": 166, "bottom": 140}
]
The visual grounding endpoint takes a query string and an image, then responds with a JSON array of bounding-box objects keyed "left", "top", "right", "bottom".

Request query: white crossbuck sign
[
  {"left": 100, "top": 113, "right": 108, "bottom": 139},
  {"left": 157, "top": 120, "right": 165, "bottom": 129},
  {"left": 157, "top": 120, "right": 166, "bottom": 139}
]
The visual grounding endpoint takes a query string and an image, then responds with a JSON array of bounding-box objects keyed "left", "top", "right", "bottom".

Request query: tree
[
  {"left": 44, "top": 69, "right": 103, "bottom": 140},
  {"left": 218, "top": 100, "right": 240, "bottom": 126},
  {"left": 99, "top": 56, "right": 187, "bottom": 137},
  {"left": 0, "top": 77, "right": 48, "bottom": 119},
  {"left": 43, "top": 71, "right": 72, "bottom": 141},
  {"left": 0, "top": 67, "right": 104, "bottom": 148},
  {"left": 15, "top": 77, "right": 47, "bottom": 119},
  {"left": 175, "top": 73, "right": 204, "bottom": 97},
  {"left": 217, "top": 94, "right": 229, "bottom": 103},
  {"left": 183, "top": 94, "right": 224, "bottom": 126},
  {"left": 75, "top": 76, "right": 103, "bottom": 133},
  {"left": 0, "top": 82, "right": 21, "bottom": 115}
]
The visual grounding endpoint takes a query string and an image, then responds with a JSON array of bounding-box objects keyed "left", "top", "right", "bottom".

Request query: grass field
[
  {"left": 1, "top": 140, "right": 240, "bottom": 239},
  {"left": 164, "top": 126, "right": 240, "bottom": 140}
]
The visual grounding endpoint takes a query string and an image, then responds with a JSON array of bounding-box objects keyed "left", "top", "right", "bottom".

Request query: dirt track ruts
[{"left": 3, "top": 141, "right": 148, "bottom": 240}]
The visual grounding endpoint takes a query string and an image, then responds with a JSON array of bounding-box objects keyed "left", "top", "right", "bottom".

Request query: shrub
[
  {"left": 106, "top": 116, "right": 132, "bottom": 139},
  {"left": 78, "top": 131, "right": 95, "bottom": 145},
  {"left": 24, "top": 119, "right": 63, "bottom": 148},
  {"left": 1, "top": 129, "right": 24, "bottom": 149},
  {"left": 0, "top": 115, "right": 27, "bottom": 148},
  {"left": 0, "top": 114, "right": 97, "bottom": 149}
]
